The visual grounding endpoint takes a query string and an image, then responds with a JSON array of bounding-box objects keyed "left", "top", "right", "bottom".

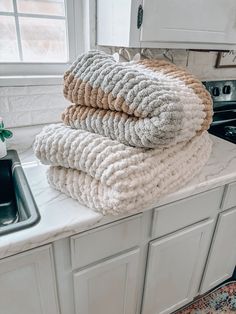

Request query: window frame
[{"left": 0, "top": 0, "right": 86, "bottom": 85}]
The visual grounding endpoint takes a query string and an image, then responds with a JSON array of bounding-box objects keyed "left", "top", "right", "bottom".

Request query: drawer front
[
  {"left": 71, "top": 214, "right": 142, "bottom": 269},
  {"left": 152, "top": 187, "right": 223, "bottom": 239},
  {"left": 222, "top": 182, "right": 236, "bottom": 211}
]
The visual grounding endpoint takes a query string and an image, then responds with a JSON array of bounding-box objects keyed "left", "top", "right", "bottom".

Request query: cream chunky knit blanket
[
  {"left": 34, "top": 124, "right": 212, "bottom": 215},
  {"left": 62, "top": 51, "right": 212, "bottom": 148}
]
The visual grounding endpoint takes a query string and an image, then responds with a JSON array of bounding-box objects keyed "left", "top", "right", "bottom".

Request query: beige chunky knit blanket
[
  {"left": 34, "top": 124, "right": 212, "bottom": 215},
  {"left": 62, "top": 50, "right": 212, "bottom": 148}
]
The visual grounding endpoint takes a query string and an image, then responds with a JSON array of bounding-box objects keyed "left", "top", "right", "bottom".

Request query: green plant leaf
[
  {"left": 0, "top": 133, "right": 5, "bottom": 142},
  {"left": 2, "top": 129, "right": 13, "bottom": 139}
]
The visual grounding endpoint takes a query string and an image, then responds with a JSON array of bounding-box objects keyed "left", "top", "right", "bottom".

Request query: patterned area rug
[{"left": 175, "top": 281, "right": 236, "bottom": 313}]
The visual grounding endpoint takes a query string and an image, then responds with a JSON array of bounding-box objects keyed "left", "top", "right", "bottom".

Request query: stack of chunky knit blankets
[{"left": 34, "top": 50, "right": 213, "bottom": 215}]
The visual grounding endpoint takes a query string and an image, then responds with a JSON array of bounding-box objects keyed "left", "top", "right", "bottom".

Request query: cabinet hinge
[{"left": 137, "top": 5, "right": 143, "bottom": 29}]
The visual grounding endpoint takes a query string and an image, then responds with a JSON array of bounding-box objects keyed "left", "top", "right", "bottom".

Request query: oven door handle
[{"left": 211, "top": 118, "right": 236, "bottom": 126}]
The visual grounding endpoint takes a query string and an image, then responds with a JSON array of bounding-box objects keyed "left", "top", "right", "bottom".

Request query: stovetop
[
  {"left": 204, "top": 80, "right": 236, "bottom": 144},
  {"left": 209, "top": 120, "right": 236, "bottom": 144}
]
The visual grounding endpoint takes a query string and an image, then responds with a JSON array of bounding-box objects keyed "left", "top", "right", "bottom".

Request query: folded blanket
[
  {"left": 34, "top": 124, "right": 212, "bottom": 215},
  {"left": 62, "top": 50, "right": 212, "bottom": 148}
]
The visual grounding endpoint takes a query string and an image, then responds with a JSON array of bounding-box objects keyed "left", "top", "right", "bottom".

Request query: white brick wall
[{"left": 0, "top": 85, "right": 69, "bottom": 128}]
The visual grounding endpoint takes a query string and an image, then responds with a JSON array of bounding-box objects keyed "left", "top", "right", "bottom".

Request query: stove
[{"left": 204, "top": 80, "right": 236, "bottom": 144}]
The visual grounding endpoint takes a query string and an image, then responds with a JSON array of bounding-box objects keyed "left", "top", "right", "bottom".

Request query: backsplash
[
  {"left": 0, "top": 84, "right": 68, "bottom": 128},
  {"left": 6, "top": 124, "right": 44, "bottom": 153},
  {"left": 99, "top": 47, "right": 236, "bottom": 81},
  {"left": 1, "top": 49, "right": 236, "bottom": 129}
]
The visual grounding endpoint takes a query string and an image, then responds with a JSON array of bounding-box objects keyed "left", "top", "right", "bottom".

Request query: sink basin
[{"left": 0, "top": 150, "right": 40, "bottom": 235}]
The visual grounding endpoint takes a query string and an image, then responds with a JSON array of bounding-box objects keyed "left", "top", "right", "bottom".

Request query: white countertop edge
[{"left": 0, "top": 134, "right": 236, "bottom": 260}]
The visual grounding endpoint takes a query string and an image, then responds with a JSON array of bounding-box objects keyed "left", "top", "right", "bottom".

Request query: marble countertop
[{"left": 1, "top": 132, "right": 236, "bottom": 259}]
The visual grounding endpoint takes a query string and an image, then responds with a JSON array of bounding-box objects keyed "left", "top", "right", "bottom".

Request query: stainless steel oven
[{"left": 204, "top": 80, "right": 236, "bottom": 144}]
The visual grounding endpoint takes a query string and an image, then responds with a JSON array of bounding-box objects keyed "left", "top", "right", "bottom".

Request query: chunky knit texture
[
  {"left": 34, "top": 124, "right": 212, "bottom": 215},
  {"left": 62, "top": 50, "right": 212, "bottom": 148}
]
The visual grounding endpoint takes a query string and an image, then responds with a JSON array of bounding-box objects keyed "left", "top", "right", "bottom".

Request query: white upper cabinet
[
  {"left": 97, "top": 0, "right": 236, "bottom": 49},
  {"left": 141, "top": 0, "right": 236, "bottom": 45},
  {"left": 97, "top": 0, "right": 141, "bottom": 47}
]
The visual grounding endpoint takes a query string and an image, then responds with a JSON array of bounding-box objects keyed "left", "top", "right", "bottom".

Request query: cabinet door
[
  {"left": 73, "top": 249, "right": 140, "bottom": 314},
  {"left": 142, "top": 220, "right": 214, "bottom": 314},
  {"left": 141, "top": 0, "right": 236, "bottom": 45},
  {"left": 0, "top": 245, "right": 59, "bottom": 314},
  {"left": 200, "top": 207, "right": 236, "bottom": 294}
]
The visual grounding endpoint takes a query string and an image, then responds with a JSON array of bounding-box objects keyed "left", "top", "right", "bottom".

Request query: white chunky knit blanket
[
  {"left": 34, "top": 124, "right": 212, "bottom": 215},
  {"left": 62, "top": 50, "right": 212, "bottom": 148}
]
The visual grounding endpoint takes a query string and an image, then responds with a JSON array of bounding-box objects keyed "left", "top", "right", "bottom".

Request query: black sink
[{"left": 0, "top": 150, "right": 40, "bottom": 235}]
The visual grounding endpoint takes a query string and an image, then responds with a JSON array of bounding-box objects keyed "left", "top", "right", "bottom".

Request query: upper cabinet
[{"left": 97, "top": 0, "right": 236, "bottom": 50}]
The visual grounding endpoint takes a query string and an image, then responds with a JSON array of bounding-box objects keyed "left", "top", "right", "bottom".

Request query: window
[{"left": 0, "top": 0, "right": 84, "bottom": 80}]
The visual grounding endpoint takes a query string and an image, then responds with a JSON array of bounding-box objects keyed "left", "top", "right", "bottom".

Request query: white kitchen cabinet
[
  {"left": 2, "top": 183, "right": 235, "bottom": 314},
  {"left": 0, "top": 245, "right": 59, "bottom": 314},
  {"left": 97, "top": 0, "right": 236, "bottom": 50},
  {"left": 70, "top": 214, "right": 142, "bottom": 269},
  {"left": 222, "top": 182, "right": 236, "bottom": 211},
  {"left": 151, "top": 187, "right": 223, "bottom": 238},
  {"left": 73, "top": 249, "right": 140, "bottom": 314},
  {"left": 200, "top": 207, "right": 236, "bottom": 294},
  {"left": 142, "top": 220, "right": 214, "bottom": 314}
]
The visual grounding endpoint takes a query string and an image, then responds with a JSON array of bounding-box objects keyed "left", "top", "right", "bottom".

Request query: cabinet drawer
[
  {"left": 152, "top": 187, "right": 223, "bottom": 239},
  {"left": 222, "top": 182, "right": 236, "bottom": 211},
  {"left": 70, "top": 214, "right": 142, "bottom": 269}
]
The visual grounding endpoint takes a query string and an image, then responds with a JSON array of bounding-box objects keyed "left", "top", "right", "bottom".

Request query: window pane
[
  {"left": 0, "top": 0, "right": 13, "bottom": 12},
  {"left": 0, "top": 15, "right": 19, "bottom": 61},
  {"left": 19, "top": 17, "right": 67, "bottom": 62},
  {"left": 17, "top": 0, "right": 65, "bottom": 16}
]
